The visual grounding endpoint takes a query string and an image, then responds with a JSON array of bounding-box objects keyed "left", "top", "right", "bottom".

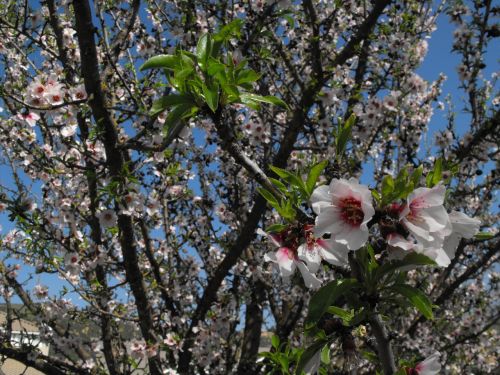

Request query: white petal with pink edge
[{"left": 415, "top": 351, "right": 441, "bottom": 375}]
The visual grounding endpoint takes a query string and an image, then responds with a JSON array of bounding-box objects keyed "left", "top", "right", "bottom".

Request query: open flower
[
  {"left": 64, "top": 252, "right": 80, "bottom": 276},
  {"left": 70, "top": 84, "right": 87, "bottom": 101},
  {"left": 299, "top": 225, "right": 349, "bottom": 268},
  {"left": 312, "top": 178, "right": 375, "bottom": 250},
  {"left": 385, "top": 189, "right": 480, "bottom": 267},
  {"left": 98, "top": 209, "right": 118, "bottom": 228},
  {"left": 15, "top": 112, "right": 40, "bottom": 127},
  {"left": 400, "top": 184, "right": 451, "bottom": 249},
  {"left": 413, "top": 210, "right": 480, "bottom": 267},
  {"left": 406, "top": 351, "right": 441, "bottom": 375},
  {"left": 259, "top": 228, "right": 321, "bottom": 289}
]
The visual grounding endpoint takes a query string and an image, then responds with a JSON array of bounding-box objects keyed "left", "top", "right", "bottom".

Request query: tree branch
[
  {"left": 370, "top": 314, "right": 396, "bottom": 375},
  {"left": 177, "top": 1, "right": 393, "bottom": 370},
  {"left": 72, "top": 1, "right": 162, "bottom": 374},
  {"left": 408, "top": 239, "right": 498, "bottom": 337}
]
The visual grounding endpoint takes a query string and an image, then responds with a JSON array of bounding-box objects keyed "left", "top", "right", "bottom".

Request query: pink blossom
[
  {"left": 98, "top": 209, "right": 118, "bottom": 228},
  {"left": 15, "top": 112, "right": 40, "bottom": 127},
  {"left": 312, "top": 178, "right": 375, "bottom": 250},
  {"left": 259, "top": 228, "right": 322, "bottom": 289},
  {"left": 406, "top": 351, "right": 441, "bottom": 375},
  {"left": 400, "top": 184, "right": 451, "bottom": 249}
]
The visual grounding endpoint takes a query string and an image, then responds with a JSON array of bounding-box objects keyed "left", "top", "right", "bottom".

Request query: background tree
[{"left": 0, "top": 0, "right": 497, "bottom": 374}]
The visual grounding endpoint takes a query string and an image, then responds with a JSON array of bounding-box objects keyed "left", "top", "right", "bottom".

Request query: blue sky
[{"left": 0, "top": 6, "right": 497, "bottom": 306}]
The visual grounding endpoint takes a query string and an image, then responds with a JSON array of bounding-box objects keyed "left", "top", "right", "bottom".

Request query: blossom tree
[{"left": 0, "top": 0, "right": 498, "bottom": 374}]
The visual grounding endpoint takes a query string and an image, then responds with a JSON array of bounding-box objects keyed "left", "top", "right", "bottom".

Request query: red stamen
[{"left": 340, "top": 197, "right": 364, "bottom": 227}]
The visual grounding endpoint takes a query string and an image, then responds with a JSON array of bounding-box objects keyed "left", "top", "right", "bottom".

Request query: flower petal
[
  {"left": 310, "top": 185, "right": 331, "bottom": 214},
  {"left": 387, "top": 233, "right": 415, "bottom": 251},
  {"left": 408, "top": 184, "right": 445, "bottom": 209},
  {"left": 314, "top": 206, "right": 344, "bottom": 237},
  {"left": 403, "top": 218, "right": 433, "bottom": 242},
  {"left": 442, "top": 232, "right": 461, "bottom": 260},
  {"left": 296, "top": 261, "right": 322, "bottom": 289},
  {"left": 449, "top": 210, "right": 481, "bottom": 238},
  {"left": 335, "top": 226, "right": 368, "bottom": 250},
  {"left": 319, "top": 242, "right": 349, "bottom": 267},
  {"left": 276, "top": 247, "right": 295, "bottom": 275},
  {"left": 415, "top": 351, "right": 441, "bottom": 375},
  {"left": 297, "top": 244, "right": 321, "bottom": 273}
]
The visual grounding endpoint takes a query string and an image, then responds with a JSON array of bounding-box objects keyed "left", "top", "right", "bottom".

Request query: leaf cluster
[
  {"left": 258, "top": 161, "right": 328, "bottom": 222},
  {"left": 140, "top": 20, "right": 288, "bottom": 137}
]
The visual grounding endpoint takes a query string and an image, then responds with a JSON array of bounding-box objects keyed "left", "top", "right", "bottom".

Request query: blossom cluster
[{"left": 262, "top": 178, "right": 480, "bottom": 288}]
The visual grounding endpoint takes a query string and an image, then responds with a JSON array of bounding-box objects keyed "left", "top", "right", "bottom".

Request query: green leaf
[
  {"left": 163, "top": 103, "right": 197, "bottom": 134},
  {"left": 257, "top": 352, "right": 274, "bottom": 360},
  {"left": 320, "top": 344, "right": 330, "bottom": 365},
  {"left": 211, "top": 40, "right": 223, "bottom": 59},
  {"left": 271, "top": 334, "right": 280, "bottom": 349},
  {"left": 411, "top": 165, "right": 423, "bottom": 186},
  {"left": 394, "top": 168, "right": 409, "bottom": 198},
  {"left": 391, "top": 284, "right": 433, "bottom": 320},
  {"left": 283, "top": 14, "right": 295, "bottom": 28},
  {"left": 277, "top": 198, "right": 296, "bottom": 220},
  {"left": 149, "top": 94, "right": 194, "bottom": 117},
  {"left": 265, "top": 223, "right": 288, "bottom": 233},
  {"left": 221, "top": 84, "right": 240, "bottom": 102},
  {"left": 214, "top": 19, "right": 244, "bottom": 42},
  {"left": 295, "top": 340, "right": 327, "bottom": 375},
  {"left": 425, "top": 172, "right": 433, "bottom": 188},
  {"left": 236, "top": 69, "right": 261, "bottom": 85},
  {"left": 140, "top": 54, "right": 178, "bottom": 71},
  {"left": 207, "top": 60, "right": 226, "bottom": 76},
  {"left": 269, "top": 165, "right": 298, "bottom": 182},
  {"left": 336, "top": 114, "right": 355, "bottom": 157},
  {"left": 179, "top": 51, "right": 197, "bottom": 69},
  {"left": 179, "top": 51, "right": 197, "bottom": 64},
  {"left": 196, "top": 34, "right": 211, "bottom": 71},
  {"left": 240, "top": 93, "right": 289, "bottom": 110},
  {"left": 371, "top": 190, "right": 381, "bottom": 203},
  {"left": 474, "top": 232, "right": 494, "bottom": 240},
  {"left": 269, "top": 166, "right": 308, "bottom": 199},
  {"left": 269, "top": 178, "right": 288, "bottom": 193},
  {"left": 306, "top": 160, "right": 328, "bottom": 195},
  {"left": 278, "top": 355, "right": 289, "bottom": 371},
  {"left": 202, "top": 82, "right": 220, "bottom": 112},
  {"left": 257, "top": 187, "right": 279, "bottom": 207},
  {"left": 175, "top": 67, "right": 195, "bottom": 81},
  {"left": 239, "top": 95, "right": 261, "bottom": 110},
  {"left": 374, "top": 252, "right": 436, "bottom": 282},
  {"left": 381, "top": 175, "right": 394, "bottom": 203},
  {"left": 366, "top": 244, "right": 378, "bottom": 270},
  {"left": 326, "top": 306, "right": 354, "bottom": 325},
  {"left": 361, "top": 350, "right": 379, "bottom": 364},
  {"left": 306, "top": 279, "right": 359, "bottom": 326},
  {"left": 432, "top": 157, "right": 443, "bottom": 186}
]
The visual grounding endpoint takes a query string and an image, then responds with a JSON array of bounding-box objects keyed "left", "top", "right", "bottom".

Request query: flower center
[
  {"left": 302, "top": 224, "right": 316, "bottom": 250},
  {"left": 340, "top": 197, "right": 364, "bottom": 227},
  {"left": 405, "top": 368, "right": 419, "bottom": 375}
]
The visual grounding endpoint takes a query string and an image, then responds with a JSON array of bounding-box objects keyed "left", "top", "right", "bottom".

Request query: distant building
[
  {"left": 259, "top": 331, "right": 273, "bottom": 352},
  {"left": 0, "top": 311, "right": 49, "bottom": 375}
]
